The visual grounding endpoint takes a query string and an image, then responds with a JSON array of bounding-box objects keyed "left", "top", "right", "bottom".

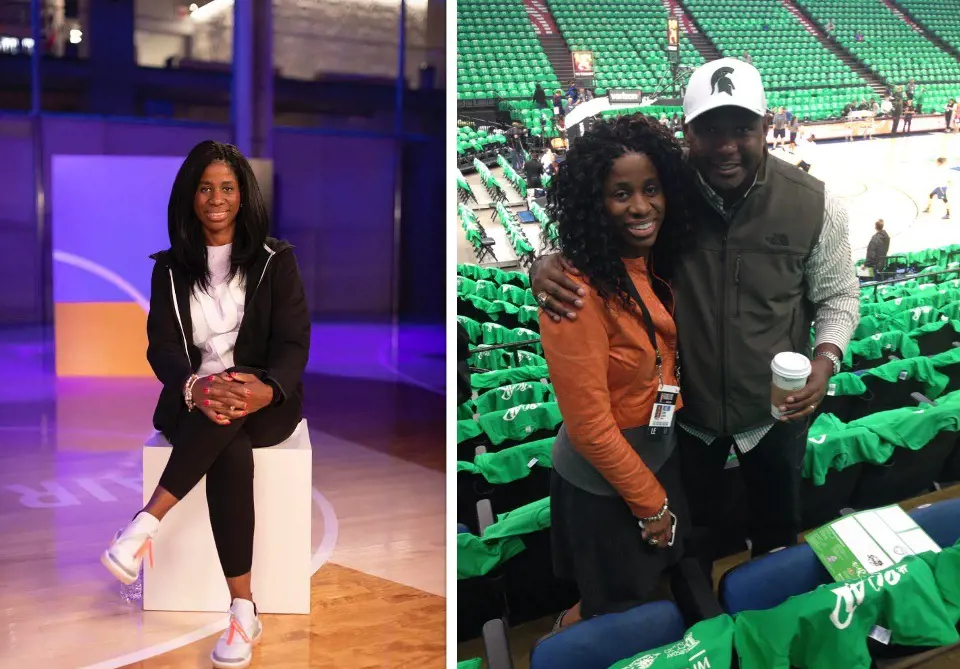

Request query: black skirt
[{"left": 550, "top": 447, "right": 689, "bottom": 619}]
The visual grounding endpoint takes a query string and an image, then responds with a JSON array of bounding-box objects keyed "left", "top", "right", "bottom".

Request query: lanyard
[{"left": 621, "top": 269, "right": 665, "bottom": 388}]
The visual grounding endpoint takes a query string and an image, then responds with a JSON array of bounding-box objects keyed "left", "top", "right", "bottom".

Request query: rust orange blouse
[{"left": 539, "top": 256, "right": 682, "bottom": 518}]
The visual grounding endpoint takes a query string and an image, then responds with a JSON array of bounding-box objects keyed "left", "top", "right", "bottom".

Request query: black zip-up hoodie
[{"left": 146, "top": 237, "right": 310, "bottom": 433}]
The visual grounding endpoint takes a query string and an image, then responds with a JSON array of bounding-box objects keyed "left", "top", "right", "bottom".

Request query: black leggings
[{"left": 158, "top": 392, "right": 302, "bottom": 578}]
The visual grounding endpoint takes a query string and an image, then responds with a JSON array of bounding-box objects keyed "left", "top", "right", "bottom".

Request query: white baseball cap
[{"left": 683, "top": 58, "right": 767, "bottom": 124}]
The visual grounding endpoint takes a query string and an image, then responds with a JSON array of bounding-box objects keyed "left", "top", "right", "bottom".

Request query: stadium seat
[
  {"left": 458, "top": 539, "right": 508, "bottom": 640},
  {"left": 718, "top": 543, "right": 831, "bottom": 615},
  {"left": 851, "top": 431, "right": 956, "bottom": 509},
  {"left": 801, "top": 462, "right": 864, "bottom": 529},
  {"left": 910, "top": 497, "right": 960, "bottom": 548},
  {"left": 849, "top": 397, "right": 959, "bottom": 508},
  {"left": 527, "top": 600, "right": 687, "bottom": 669}
]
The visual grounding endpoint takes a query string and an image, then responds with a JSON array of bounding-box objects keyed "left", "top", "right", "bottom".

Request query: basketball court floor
[
  {"left": 0, "top": 322, "right": 445, "bottom": 669},
  {"left": 457, "top": 130, "right": 960, "bottom": 267}
]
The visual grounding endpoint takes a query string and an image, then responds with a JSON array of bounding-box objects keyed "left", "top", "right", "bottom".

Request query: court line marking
[{"left": 76, "top": 487, "right": 338, "bottom": 669}]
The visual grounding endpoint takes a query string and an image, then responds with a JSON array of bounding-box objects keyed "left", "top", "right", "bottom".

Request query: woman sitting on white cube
[{"left": 100, "top": 140, "right": 310, "bottom": 669}]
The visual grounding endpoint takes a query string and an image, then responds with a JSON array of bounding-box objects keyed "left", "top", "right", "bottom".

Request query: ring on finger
[{"left": 536, "top": 291, "right": 549, "bottom": 308}]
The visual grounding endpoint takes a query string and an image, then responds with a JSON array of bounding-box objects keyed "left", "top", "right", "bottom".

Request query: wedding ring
[{"left": 536, "top": 291, "right": 549, "bottom": 307}]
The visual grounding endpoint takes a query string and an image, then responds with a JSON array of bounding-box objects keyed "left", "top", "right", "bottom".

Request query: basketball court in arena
[
  {"left": 457, "top": 130, "right": 960, "bottom": 268},
  {"left": 0, "top": 323, "right": 444, "bottom": 669}
]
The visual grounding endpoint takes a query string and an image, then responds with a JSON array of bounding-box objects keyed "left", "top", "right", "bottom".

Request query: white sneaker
[
  {"left": 100, "top": 511, "right": 160, "bottom": 584},
  {"left": 211, "top": 598, "right": 262, "bottom": 669}
]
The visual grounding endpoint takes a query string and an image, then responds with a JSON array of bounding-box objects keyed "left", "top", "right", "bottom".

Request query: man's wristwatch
[{"left": 815, "top": 351, "right": 841, "bottom": 376}]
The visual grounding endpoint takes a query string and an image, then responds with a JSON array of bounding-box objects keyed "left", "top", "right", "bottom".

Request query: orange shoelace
[
  {"left": 134, "top": 538, "right": 154, "bottom": 569},
  {"left": 225, "top": 616, "right": 252, "bottom": 646}
]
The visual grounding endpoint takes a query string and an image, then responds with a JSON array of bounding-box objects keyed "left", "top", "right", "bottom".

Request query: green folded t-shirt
[
  {"left": 473, "top": 279, "right": 501, "bottom": 302},
  {"left": 457, "top": 402, "right": 476, "bottom": 421},
  {"left": 859, "top": 356, "right": 949, "bottom": 399},
  {"left": 734, "top": 556, "right": 958, "bottom": 669},
  {"left": 474, "top": 381, "right": 555, "bottom": 415},
  {"left": 843, "top": 331, "right": 920, "bottom": 369},
  {"left": 479, "top": 402, "right": 564, "bottom": 445},
  {"left": 458, "top": 315, "right": 482, "bottom": 344},
  {"left": 457, "top": 418, "right": 483, "bottom": 444},
  {"left": 803, "top": 414, "right": 891, "bottom": 485},
  {"left": 456, "top": 437, "right": 554, "bottom": 484},
  {"left": 457, "top": 497, "right": 551, "bottom": 579},
  {"left": 458, "top": 263, "right": 484, "bottom": 281},
  {"left": 457, "top": 276, "right": 477, "bottom": 297},
  {"left": 470, "top": 365, "right": 551, "bottom": 391},
  {"left": 608, "top": 614, "right": 735, "bottom": 669},
  {"left": 827, "top": 372, "right": 868, "bottom": 398},
  {"left": 915, "top": 542, "right": 960, "bottom": 624},
  {"left": 849, "top": 400, "right": 960, "bottom": 452}
]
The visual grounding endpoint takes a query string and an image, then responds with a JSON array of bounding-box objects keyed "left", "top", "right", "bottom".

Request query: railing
[{"left": 860, "top": 268, "right": 958, "bottom": 288}]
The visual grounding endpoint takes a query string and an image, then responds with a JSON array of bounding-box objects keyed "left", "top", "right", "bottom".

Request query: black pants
[
  {"left": 679, "top": 417, "right": 808, "bottom": 566},
  {"left": 158, "top": 388, "right": 302, "bottom": 578},
  {"left": 904, "top": 116, "right": 913, "bottom": 132},
  {"left": 892, "top": 115, "right": 901, "bottom": 134}
]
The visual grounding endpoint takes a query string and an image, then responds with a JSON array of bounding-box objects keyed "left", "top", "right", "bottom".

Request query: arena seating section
[
  {"left": 458, "top": 0, "right": 960, "bottom": 150},
  {"left": 457, "top": 125, "right": 506, "bottom": 158},
  {"left": 457, "top": 0, "right": 561, "bottom": 100},
  {"left": 497, "top": 103, "right": 561, "bottom": 141},
  {"left": 896, "top": 0, "right": 960, "bottom": 56},
  {"left": 546, "top": 0, "right": 705, "bottom": 93},
  {"left": 457, "top": 245, "right": 960, "bottom": 665},
  {"left": 682, "top": 0, "right": 875, "bottom": 120},
  {"left": 796, "top": 0, "right": 960, "bottom": 112}
]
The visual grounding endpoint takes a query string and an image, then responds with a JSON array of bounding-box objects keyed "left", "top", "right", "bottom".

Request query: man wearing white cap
[{"left": 530, "top": 58, "right": 859, "bottom": 569}]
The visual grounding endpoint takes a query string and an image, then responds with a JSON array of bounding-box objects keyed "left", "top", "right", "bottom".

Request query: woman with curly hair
[{"left": 538, "top": 114, "right": 694, "bottom": 627}]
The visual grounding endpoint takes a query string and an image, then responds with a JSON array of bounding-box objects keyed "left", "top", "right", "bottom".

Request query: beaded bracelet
[
  {"left": 641, "top": 497, "right": 670, "bottom": 524},
  {"left": 183, "top": 374, "right": 200, "bottom": 411}
]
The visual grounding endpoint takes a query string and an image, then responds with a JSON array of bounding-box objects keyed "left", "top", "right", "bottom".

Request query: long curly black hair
[{"left": 546, "top": 114, "right": 694, "bottom": 312}]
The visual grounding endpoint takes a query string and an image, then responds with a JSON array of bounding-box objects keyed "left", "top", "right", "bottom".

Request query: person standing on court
[
  {"left": 529, "top": 58, "right": 860, "bottom": 570},
  {"left": 101, "top": 140, "right": 310, "bottom": 669},
  {"left": 864, "top": 219, "right": 890, "bottom": 277}
]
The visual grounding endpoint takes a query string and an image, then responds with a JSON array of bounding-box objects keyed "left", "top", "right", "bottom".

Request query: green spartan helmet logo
[{"left": 711, "top": 66, "right": 736, "bottom": 95}]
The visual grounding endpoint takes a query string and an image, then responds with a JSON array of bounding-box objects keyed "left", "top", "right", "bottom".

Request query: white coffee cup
[{"left": 771, "top": 352, "right": 812, "bottom": 419}]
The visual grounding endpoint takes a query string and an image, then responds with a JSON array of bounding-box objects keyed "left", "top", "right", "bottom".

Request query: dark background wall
[
  {"left": 0, "top": 115, "right": 444, "bottom": 325},
  {"left": 0, "top": 0, "right": 445, "bottom": 326}
]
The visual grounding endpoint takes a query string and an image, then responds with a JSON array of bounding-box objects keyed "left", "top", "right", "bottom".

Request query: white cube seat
[{"left": 141, "top": 418, "right": 312, "bottom": 614}]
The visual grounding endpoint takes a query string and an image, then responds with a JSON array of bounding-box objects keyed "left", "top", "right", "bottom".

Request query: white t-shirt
[
  {"left": 191, "top": 243, "right": 246, "bottom": 377},
  {"left": 937, "top": 163, "right": 954, "bottom": 188}
]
